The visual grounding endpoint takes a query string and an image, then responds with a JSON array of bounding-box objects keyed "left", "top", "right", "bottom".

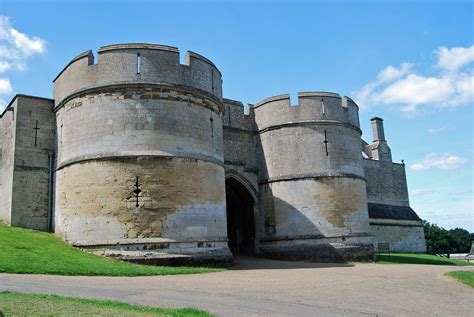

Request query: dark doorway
[{"left": 225, "top": 177, "right": 256, "bottom": 256}]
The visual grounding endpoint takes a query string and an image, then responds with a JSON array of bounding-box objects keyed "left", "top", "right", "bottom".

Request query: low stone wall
[{"left": 370, "top": 219, "right": 426, "bottom": 253}]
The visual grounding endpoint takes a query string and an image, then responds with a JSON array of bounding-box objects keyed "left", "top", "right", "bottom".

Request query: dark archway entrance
[{"left": 225, "top": 177, "right": 256, "bottom": 256}]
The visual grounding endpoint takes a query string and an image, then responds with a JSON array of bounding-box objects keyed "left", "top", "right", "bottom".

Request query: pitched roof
[{"left": 368, "top": 203, "right": 421, "bottom": 221}]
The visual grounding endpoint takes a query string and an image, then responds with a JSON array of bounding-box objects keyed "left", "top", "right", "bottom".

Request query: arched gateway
[{"left": 225, "top": 175, "right": 257, "bottom": 256}]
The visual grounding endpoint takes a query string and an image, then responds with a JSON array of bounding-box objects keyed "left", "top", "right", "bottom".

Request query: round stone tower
[
  {"left": 254, "top": 92, "right": 374, "bottom": 261},
  {"left": 53, "top": 43, "right": 231, "bottom": 264}
]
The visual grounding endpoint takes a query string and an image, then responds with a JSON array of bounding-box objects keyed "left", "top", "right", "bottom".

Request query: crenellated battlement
[
  {"left": 223, "top": 98, "right": 256, "bottom": 132},
  {"left": 253, "top": 92, "right": 360, "bottom": 131},
  {"left": 53, "top": 43, "right": 222, "bottom": 107}
]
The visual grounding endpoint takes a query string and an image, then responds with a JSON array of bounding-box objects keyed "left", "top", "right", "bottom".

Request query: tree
[
  {"left": 422, "top": 220, "right": 472, "bottom": 257},
  {"left": 449, "top": 228, "right": 472, "bottom": 253}
]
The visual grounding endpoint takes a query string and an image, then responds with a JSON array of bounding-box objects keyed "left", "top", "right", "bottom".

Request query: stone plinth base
[
  {"left": 259, "top": 235, "right": 374, "bottom": 262},
  {"left": 75, "top": 239, "right": 233, "bottom": 266}
]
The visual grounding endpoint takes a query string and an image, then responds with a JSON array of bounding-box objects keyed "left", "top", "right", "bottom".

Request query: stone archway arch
[
  {"left": 225, "top": 170, "right": 258, "bottom": 203},
  {"left": 224, "top": 171, "right": 258, "bottom": 256}
]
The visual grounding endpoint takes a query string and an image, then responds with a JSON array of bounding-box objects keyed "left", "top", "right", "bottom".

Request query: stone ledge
[
  {"left": 257, "top": 120, "right": 362, "bottom": 134},
  {"left": 84, "top": 244, "right": 233, "bottom": 266},
  {"left": 73, "top": 238, "right": 228, "bottom": 247},
  {"left": 260, "top": 232, "right": 372, "bottom": 243},
  {"left": 56, "top": 154, "right": 225, "bottom": 172},
  {"left": 53, "top": 83, "right": 224, "bottom": 113},
  {"left": 260, "top": 172, "right": 366, "bottom": 184}
]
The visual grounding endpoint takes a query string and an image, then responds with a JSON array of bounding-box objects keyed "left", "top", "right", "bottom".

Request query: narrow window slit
[
  {"left": 210, "top": 117, "right": 214, "bottom": 138},
  {"left": 323, "top": 130, "right": 329, "bottom": 156},
  {"left": 33, "top": 120, "right": 40, "bottom": 147},
  {"left": 321, "top": 99, "right": 326, "bottom": 115},
  {"left": 60, "top": 124, "right": 63, "bottom": 144},
  {"left": 133, "top": 176, "right": 142, "bottom": 207},
  {"left": 211, "top": 67, "right": 214, "bottom": 92},
  {"left": 136, "top": 53, "right": 141, "bottom": 74}
]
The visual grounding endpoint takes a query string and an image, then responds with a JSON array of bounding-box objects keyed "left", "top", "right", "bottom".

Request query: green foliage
[
  {"left": 375, "top": 253, "right": 473, "bottom": 266},
  {"left": 447, "top": 271, "right": 474, "bottom": 288},
  {"left": 0, "top": 291, "right": 214, "bottom": 316},
  {"left": 422, "top": 220, "right": 472, "bottom": 256},
  {"left": 0, "top": 224, "right": 222, "bottom": 276},
  {"left": 449, "top": 228, "right": 472, "bottom": 253}
]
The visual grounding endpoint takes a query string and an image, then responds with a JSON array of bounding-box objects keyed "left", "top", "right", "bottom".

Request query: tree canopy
[{"left": 423, "top": 220, "right": 472, "bottom": 257}]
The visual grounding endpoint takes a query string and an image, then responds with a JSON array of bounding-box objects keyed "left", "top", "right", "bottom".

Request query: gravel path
[{"left": 1, "top": 257, "right": 473, "bottom": 316}]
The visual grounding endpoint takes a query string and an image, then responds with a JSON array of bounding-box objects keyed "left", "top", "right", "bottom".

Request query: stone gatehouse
[{"left": 0, "top": 43, "right": 426, "bottom": 264}]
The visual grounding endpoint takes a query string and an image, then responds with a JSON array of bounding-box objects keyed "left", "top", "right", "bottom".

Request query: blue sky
[{"left": 0, "top": 0, "right": 472, "bottom": 231}]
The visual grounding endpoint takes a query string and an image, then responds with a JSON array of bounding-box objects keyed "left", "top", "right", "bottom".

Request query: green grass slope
[
  {"left": 447, "top": 271, "right": 474, "bottom": 288},
  {"left": 0, "top": 291, "right": 214, "bottom": 316},
  {"left": 375, "top": 253, "right": 474, "bottom": 266},
  {"left": 0, "top": 223, "right": 222, "bottom": 276}
]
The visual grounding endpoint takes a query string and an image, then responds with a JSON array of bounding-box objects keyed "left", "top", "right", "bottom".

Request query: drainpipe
[{"left": 47, "top": 150, "right": 55, "bottom": 232}]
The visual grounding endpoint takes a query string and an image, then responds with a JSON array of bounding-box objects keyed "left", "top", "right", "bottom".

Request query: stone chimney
[
  {"left": 371, "top": 117, "right": 386, "bottom": 142},
  {"left": 370, "top": 117, "right": 392, "bottom": 162}
]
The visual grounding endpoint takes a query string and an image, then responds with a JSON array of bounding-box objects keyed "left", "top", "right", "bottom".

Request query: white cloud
[
  {"left": 354, "top": 45, "right": 474, "bottom": 114},
  {"left": 376, "top": 62, "right": 413, "bottom": 83},
  {"left": 0, "top": 16, "right": 46, "bottom": 69},
  {"left": 449, "top": 188, "right": 472, "bottom": 196},
  {"left": 427, "top": 125, "right": 448, "bottom": 135},
  {"left": 414, "top": 197, "right": 473, "bottom": 231},
  {"left": 411, "top": 188, "right": 434, "bottom": 196},
  {"left": 9, "top": 28, "right": 46, "bottom": 56},
  {"left": 377, "top": 74, "right": 454, "bottom": 112},
  {"left": 410, "top": 153, "right": 468, "bottom": 172},
  {"left": 355, "top": 63, "right": 413, "bottom": 109},
  {"left": 0, "top": 60, "right": 10, "bottom": 72},
  {"left": 436, "top": 45, "right": 474, "bottom": 71},
  {"left": 0, "top": 77, "right": 12, "bottom": 94},
  {"left": 0, "top": 16, "right": 47, "bottom": 110}
]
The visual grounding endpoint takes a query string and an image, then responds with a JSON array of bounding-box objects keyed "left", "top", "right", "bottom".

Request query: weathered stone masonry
[{"left": 0, "top": 43, "right": 426, "bottom": 264}]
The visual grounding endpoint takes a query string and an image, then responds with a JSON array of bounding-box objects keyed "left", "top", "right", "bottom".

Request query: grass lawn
[
  {"left": 447, "top": 271, "right": 474, "bottom": 288},
  {"left": 0, "top": 291, "right": 213, "bottom": 316},
  {"left": 374, "top": 253, "right": 474, "bottom": 266},
  {"left": 0, "top": 223, "right": 223, "bottom": 276}
]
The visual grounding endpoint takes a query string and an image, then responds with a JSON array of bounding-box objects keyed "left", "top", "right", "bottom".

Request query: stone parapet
[
  {"left": 254, "top": 92, "right": 360, "bottom": 131},
  {"left": 53, "top": 43, "right": 222, "bottom": 107}
]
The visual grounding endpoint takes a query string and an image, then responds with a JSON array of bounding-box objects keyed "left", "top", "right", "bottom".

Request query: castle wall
[
  {"left": 55, "top": 158, "right": 226, "bottom": 243},
  {"left": 254, "top": 92, "right": 373, "bottom": 261},
  {"left": 55, "top": 87, "right": 223, "bottom": 168},
  {"left": 53, "top": 44, "right": 231, "bottom": 263},
  {"left": 364, "top": 144, "right": 426, "bottom": 253},
  {"left": 364, "top": 158, "right": 409, "bottom": 206},
  {"left": 370, "top": 219, "right": 426, "bottom": 253},
  {"left": 0, "top": 96, "right": 55, "bottom": 230},
  {"left": 0, "top": 102, "right": 17, "bottom": 224},
  {"left": 222, "top": 99, "right": 258, "bottom": 192}
]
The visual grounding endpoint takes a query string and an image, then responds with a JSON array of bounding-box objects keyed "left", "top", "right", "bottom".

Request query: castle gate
[{"left": 225, "top": 176, "right": 256, "bottom": 256}]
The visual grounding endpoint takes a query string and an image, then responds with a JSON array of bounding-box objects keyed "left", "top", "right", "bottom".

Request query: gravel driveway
[{"left": 0, "top": 257, "right": 473, "bottom": 316}]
